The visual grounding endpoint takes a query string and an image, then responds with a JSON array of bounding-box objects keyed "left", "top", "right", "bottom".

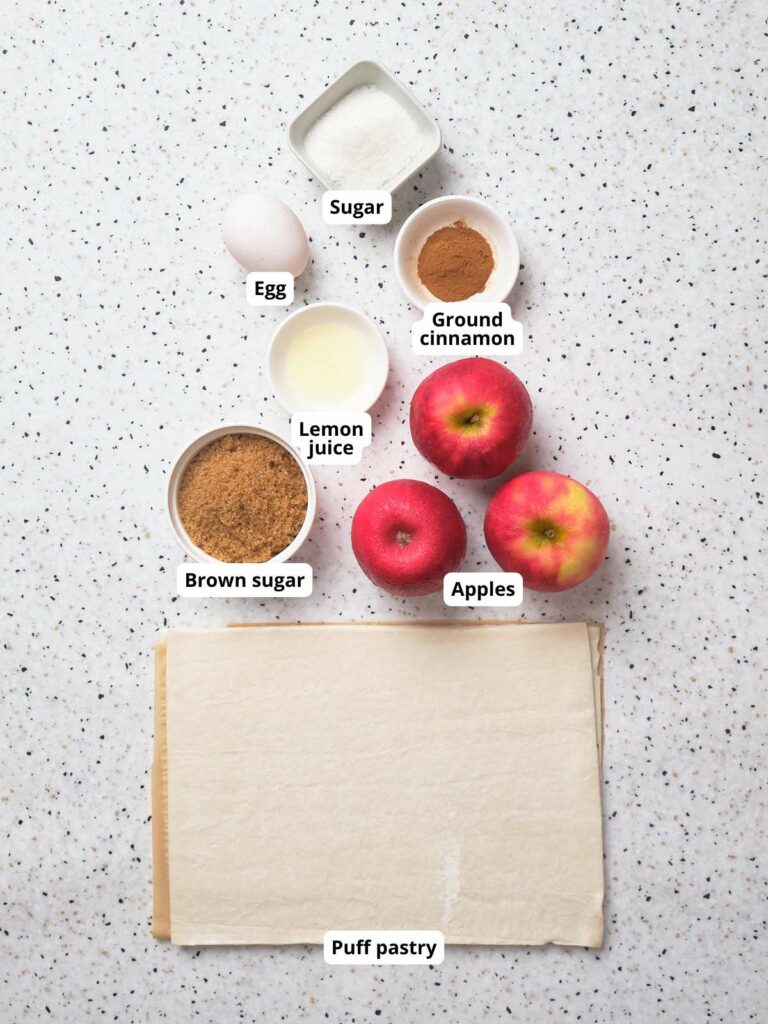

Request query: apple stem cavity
[{"left": 527, "top": 517, "right": 564, "bottom": 547}]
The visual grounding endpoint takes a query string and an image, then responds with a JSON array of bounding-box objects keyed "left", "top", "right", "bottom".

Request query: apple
[
  {"left": 409, "top": 357, "right": 532, "bottom": 479},
  {"left": 351, "top": 479, "right": 467, "bottom": 596},
  {"left": 484, "top": 471, "right": 609, "bottom": 592}
]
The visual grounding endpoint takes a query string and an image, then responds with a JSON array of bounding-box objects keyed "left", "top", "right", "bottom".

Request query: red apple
[
  {"left": 351, "top": 479, "right": 466, "bottom": 596},
  {"left": 484, "top": 471, "right": 609, "bottom": 592},
  {"left": 409, "top": 357, "right": 532, "bottom": 479}
]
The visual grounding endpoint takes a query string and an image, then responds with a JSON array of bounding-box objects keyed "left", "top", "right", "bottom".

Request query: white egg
[{"left": 222, "top": 192, "right": 309, "bottom": 277}]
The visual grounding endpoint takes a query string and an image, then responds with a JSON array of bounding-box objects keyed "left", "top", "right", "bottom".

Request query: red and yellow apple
[
  {"left": 484, "top": 471, "right": 609, "bottom": 592},
  {"left": 409, "top": 357, "right": 532, "bottom": 479},
  {"left": 351, "top": 479, "right": 466, "bottom": 596}
]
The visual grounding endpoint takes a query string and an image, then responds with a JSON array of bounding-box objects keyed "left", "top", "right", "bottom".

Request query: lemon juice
[{"left": 285, "top": 320, "right": 366, "bottom": 405}]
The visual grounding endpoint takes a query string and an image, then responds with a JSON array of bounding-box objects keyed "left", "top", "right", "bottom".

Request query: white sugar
[{"left": 304, "top": 84, "right": 429, "bottom": 190}]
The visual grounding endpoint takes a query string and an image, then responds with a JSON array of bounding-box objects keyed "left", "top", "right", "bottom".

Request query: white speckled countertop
[{"left": 3, "top": 1, "right": 765, "bottom": 1020}]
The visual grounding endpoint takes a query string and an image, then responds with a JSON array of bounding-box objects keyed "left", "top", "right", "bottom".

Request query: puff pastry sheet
[{"left": 152, "top": 622, "right": 604, "bottom": 947}]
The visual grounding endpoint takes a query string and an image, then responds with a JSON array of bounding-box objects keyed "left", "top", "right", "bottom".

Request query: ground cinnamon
[
  {"left": 417, "top": 221, "right": 494, "bottom": 301},
  {"left": 177, "top": 433, "right": 308, "bottom": 562}
]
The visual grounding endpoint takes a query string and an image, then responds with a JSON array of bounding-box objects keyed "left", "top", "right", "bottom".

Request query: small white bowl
[
  {"left": 288, "top": 59, "right": 441, "bottom": 193},
  {"left": 166, "top": 423, "right": 317, "bottom": 565},
  {"left": 268, "top": 302, "right": 389, "bottom": 413},
  {"left": 393, "top": 195, "right": 520, "bottom": 308}
]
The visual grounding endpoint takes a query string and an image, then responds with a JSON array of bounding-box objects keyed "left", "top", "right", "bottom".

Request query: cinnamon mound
[{"left": 417, "top": 221, "right": 494, "bottom": 301}]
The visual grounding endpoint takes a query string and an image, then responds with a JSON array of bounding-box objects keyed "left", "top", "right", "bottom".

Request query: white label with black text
[
  {"left": 177, "top": 563, "right": 312, "bottom": 597},
  {"left": 322, "top": 190, "right": 392, "bottom": 225},
  {"left": 291, "top": 412, "right": 372, "bottom": 465},
  {"left": 245, "top": 271, "right": 294, "bottom": 307},
  {"left": 324, "top": 930, "right": 444, "bottom": 965},
  {"left": 412, "top": 302, "right": 523, "bottom": 355},
  {"left": 443, "top": 572, "right": 523, "bottom": 607}
]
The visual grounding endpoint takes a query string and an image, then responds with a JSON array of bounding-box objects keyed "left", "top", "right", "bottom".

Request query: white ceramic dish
[
  {"left": 393, "top": 195, "right": 521, "bottom": 308},
  {"left": 166, "top": 423, "right": 317, "bottom": 565},
  {"left": 288, "top": 59, "right": 441, "bottom": 193},
  {"left": 268, "top": 302, "right": 389, "bottom": 413}
]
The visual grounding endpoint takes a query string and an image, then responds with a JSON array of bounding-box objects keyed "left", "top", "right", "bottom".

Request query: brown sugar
[
  {"left": 177, "top": 433, "right": 308, "bottom": 562},
  {"left": 417, "top": 220, "right": 494, "bottom": 302}
]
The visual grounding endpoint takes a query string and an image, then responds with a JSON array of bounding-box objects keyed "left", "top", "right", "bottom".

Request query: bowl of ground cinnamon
[
  {"left": 394, "top": 195, "right": 520, "bottom": 308},
  {"left": 167, "top": 425, "right": 316, "bottom": 564}
]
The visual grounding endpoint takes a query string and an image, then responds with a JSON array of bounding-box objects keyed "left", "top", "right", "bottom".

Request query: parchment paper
[{"left": 152, "top": 622, "right": 604, "bottom": 947}]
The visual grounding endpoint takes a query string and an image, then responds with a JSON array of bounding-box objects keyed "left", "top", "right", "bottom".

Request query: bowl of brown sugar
[
  {"left": 394, "top": 195, "right": 520, "bottom": 308},
  {"left": 167, "top": 424, "right": 316, "bottom": 564}
]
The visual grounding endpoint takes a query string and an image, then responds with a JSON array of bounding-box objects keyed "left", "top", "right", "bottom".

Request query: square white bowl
[{"left": 288, "top": 59, "right": 441, "bottom": 193}]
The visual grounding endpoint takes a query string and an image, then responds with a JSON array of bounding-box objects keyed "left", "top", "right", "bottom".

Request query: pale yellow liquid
[{"left": 285, "top": 321, "right": 366, "bottom": 404}]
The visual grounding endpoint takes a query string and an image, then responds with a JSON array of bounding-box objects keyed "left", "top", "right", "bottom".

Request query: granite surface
[{"left": 2, "top": 0, "right": 765, "bottom": 1020}]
